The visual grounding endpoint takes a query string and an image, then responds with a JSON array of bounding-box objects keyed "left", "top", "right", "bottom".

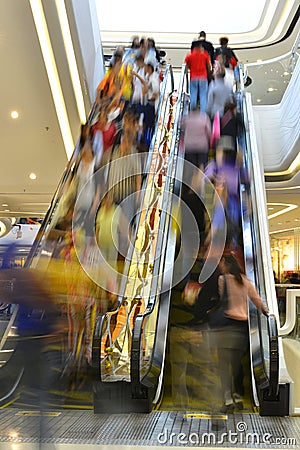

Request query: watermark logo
[{"left": 157, "top": 421, "right": 297, "bottom": 446}]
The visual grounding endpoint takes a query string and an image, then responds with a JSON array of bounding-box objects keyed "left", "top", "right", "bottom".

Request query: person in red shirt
[{"left": 185, "top": 41, "right": 211, "bottom": 112}]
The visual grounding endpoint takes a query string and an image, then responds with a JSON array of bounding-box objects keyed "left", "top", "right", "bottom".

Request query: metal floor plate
[{"left": 0, "top": 409, "right": 299, "bottom": 447}]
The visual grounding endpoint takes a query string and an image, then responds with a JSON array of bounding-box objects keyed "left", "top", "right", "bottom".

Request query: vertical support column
[
  {"left": 294, "top": 228, "right": 300, "bottom": 271},
  {"left": 70, "top": 0, "right": 105, "bottom": 103}
]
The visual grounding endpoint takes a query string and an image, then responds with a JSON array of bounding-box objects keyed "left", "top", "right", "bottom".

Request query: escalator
[
  {"left": 156, "top": 67, "right": 290, "bottom": 416},
  {"left": 92, "top": 65, "right": 180, "bottom": 412},
  {"left": 0, "top": 64, "right": 175, "bottom": 410},
  {"left": 92, "top": 64, "right": 291, "bottom": 416}
]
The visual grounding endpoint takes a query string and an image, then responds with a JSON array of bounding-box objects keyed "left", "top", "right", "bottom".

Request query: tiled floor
[{"left": 0, "top": 408, "right": 299, "bottom": 449}]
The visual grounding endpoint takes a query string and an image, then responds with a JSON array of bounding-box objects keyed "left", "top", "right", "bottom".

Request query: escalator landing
[{"left": 0, "top": 408, "right": 299, "bottom": 448}]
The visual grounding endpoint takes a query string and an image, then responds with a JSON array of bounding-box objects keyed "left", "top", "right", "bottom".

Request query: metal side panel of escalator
[{"left": 239, "top": 71, "right": 291, "bottom": 416}]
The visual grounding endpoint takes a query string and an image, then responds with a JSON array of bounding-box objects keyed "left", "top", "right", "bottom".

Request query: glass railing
[{"left": 92, "top": 65, "right": 176, "bottom": 383}]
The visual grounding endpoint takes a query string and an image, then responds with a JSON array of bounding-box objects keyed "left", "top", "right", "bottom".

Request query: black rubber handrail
[
  {"left": 91, "top": 314, "right": 106, "bottom": 384},
  {"left": 267, "top": 313, "right": 279, "bottom": 398}
]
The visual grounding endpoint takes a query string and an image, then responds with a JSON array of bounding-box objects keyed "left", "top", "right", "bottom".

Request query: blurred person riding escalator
[{"left": 208, "top": 253, "right": 268, "bottom": 412}]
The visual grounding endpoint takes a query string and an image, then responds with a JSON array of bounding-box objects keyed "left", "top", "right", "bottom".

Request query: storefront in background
[{"left": 270, "top": 228, "right": 300, "bottom": 282}]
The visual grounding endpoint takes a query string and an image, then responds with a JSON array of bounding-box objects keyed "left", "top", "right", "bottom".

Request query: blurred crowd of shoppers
[
  {"left": 0, "top": 29, "right": 270, "bottom": 420},
  {"left": 183, "top": 31, "right": 243, "bottom": 254},
  {"left": 96, "top": 35, "right": 164, "bottom": 151},
  {"left": 4, "top": 28, "right": 240, "bottom": 380},
  {"left": 5, "top": 34, "right": 166, "bottom": 387},
  {"left": 185, "top": 32, "right": 239, "bottom": 114},
  {"left": 39, "top": 34, "right": 167, "bottom": 379}
]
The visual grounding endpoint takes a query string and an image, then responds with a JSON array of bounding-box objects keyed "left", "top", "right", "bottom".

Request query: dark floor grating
[{"left": 0, "top": 409, "right": 299, "bottom": 447}]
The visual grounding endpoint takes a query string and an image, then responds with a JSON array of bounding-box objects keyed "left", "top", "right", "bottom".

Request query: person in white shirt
[
  {"left": 132, "top": 55, "right": 146, "bottom": 107},
  {"left": 132, "top": 62, "right": 160, "bottom": 149},
  {"left": 144, "top": 62, "right": 160, "bottom": 112}
]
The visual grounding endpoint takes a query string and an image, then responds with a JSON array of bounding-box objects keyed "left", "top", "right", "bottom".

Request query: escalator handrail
[
  {"left": 238, "top": 64, "right": 280, "bottom": 401},
  {"left": 239, "top": 100, "right": 272, "bottom": 402},
  {"left": 91, "top": 313, "right": 106, "bottom": 378},
  {"left": 266, "top": 313, "right": 279, "bottom": 398}
]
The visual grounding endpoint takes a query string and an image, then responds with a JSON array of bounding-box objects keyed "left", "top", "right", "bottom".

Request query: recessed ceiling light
[
  {"left": 267, "top": 87, "right": 277, "bottom": 92},
  {"left": 4, "top": 209, "right": 10, "bottom": 212},
  {"left": 11, "top": 111, "right": 19, "bottom": 119},
  {"left": 268, "top": 207, "right": 274, "bottom": 210},
  {"left": 1, "top": 203, "right": 8, "bottom": 207},
  {"left": 278, "top": 222, "right": 282, "bottom": 225},
  {"left": 295, "top": 219, "right": 300, "bottom": 222},
  {"left": 283, "top": 71, "right": 289, "bottom": 76},
  {"left": 257, "top": 59, "right": 262, "bottom": 63},
  {"left": 29, "top": 172, "right": 37, "bottom": 180},
  {"left": 256, "top": 99, "right": 262, "bottom": 103}
]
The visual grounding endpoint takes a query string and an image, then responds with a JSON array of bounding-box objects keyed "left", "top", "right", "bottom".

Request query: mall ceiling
[{"left": 0, "top": 0, "right": 299, "bottom": 236}]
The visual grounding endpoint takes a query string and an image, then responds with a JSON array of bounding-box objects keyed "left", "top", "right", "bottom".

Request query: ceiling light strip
[
  {"left": 265, "top": 0, "right": 297, "bottom": 43},
  {"left": 248, "top": 0, "right": 280, "bottom": 42},
  {"left": 0, "top": 211, "right": 46, "bottom": 216},
  {"left": 267, "top": 203, "right": 298, "bottom": 219},
  {"left": 245, "top": 28, "right": 300, "bottom": 69},
  {"left": 29, "top": 0, "right": 74, "bottom": 160},
  {"left": 270, "top": 226, "right": 300, "bottom": 235},
  {"left": 245, "top": 50, "right": 292, "bottom": 68},
  {"left": 55, "top": 0, "right": 86, "bottom": 124},
  {"left": 226, "top": 0, "right": 294, "bottom": 44},
  {"left": 266, "top": 185, "right": 300, "bottom": 191}
]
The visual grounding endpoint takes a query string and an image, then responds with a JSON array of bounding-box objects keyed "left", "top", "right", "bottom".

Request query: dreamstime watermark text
[{"left": 157, "top": 421, "right": 296, "bottom": 446}]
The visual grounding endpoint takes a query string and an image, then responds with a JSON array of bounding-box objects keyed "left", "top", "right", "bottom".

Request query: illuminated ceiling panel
[
  {"left": 97, "top": 0, "right": 298, "bottom": 47},
  {"left": 97, "top": 0, "right": 266, "bottom": 35}
]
